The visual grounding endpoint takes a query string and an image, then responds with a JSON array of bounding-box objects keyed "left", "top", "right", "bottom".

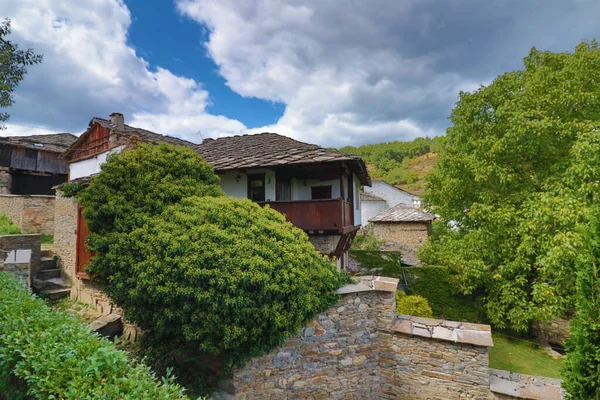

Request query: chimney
[{"left": 109, "top": 112, "right": 124, "bottom": 130}]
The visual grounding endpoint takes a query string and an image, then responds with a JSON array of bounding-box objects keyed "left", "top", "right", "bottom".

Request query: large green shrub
[
  {"left": 0, "top": 214, "right": 21, "bottom": 235},
  {"left": 563, "top": 210, "right": 600, "bottom": 399},
  {"left": 0, "top": 272, "right": 188, "bottom": 400},
  {"left": 395, "top": 290, "right": 433, "bottom": 318},
  {"left": 91, "top": 196, "right": 349, "bottom": 367}
]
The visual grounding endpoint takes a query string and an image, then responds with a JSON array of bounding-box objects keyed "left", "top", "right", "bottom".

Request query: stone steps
[
  {"left": 32, "top": 277, "right": 69, "bottom": 291},
  {"left": 39, "top": 257, "right": 57, "bottom": 271},
  {"left": 36, "top": 268, "right": 61, "bottom": 280},
  {"left": 45, "top": 288, "right": 71, "bottom": 300}
]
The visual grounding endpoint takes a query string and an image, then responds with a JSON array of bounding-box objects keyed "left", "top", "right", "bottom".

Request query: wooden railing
[{"left": 258, "top": 198, "right": 355, "bottom": 232}]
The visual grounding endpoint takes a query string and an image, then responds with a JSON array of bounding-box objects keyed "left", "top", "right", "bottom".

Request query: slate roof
[
  {"left": 361, "top": 192, "right": 385, "bottom": 202},
  {"left": 0, "top": 133, "right": 77, "bottom": 153},
  {"left": 195, "top": 132, "right": 370, "bottom": 185},
  {"left": 90, "top": 118, "right": 197, "bottom": 149},
  {"left": 369, "top": 204, "right": 434, "bottom": 222}
]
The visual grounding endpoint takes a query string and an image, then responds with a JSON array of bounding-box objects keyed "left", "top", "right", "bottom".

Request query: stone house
[
  {"left": 54, "top": 113, "right": 371, "bottom": 311},
  {"left": 368, "top": 203, "right": 435, "bottom": 249},
  {"left": 362, "top": 180, "right": 421, "bottom": 216}
]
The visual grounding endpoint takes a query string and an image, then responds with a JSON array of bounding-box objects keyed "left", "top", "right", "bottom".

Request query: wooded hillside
[{"left": 339, "top": 136, "right": 443, "bottom": 196}]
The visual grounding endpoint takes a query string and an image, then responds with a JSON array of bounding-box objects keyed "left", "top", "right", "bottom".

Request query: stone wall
[
  {"left": 370, "top": 221, "right": 431, "bottom": 249},
  {"left": 490, "top": 369, "right": 564, "bottom": 400},
  {"left": 0, "top": 194, "right": 56, "bottom": 234},
  {"left": 227, "top": 276, "right": 495, "bottom": 399},
  {"left": 0, "top": 234, "right": 41, "bottom": 287},
  {"left": 532, "top": 317, "right": 570, "bottom": 347},
  {"left": 0, "top": 167, "right": 11, "bottom": 194}
]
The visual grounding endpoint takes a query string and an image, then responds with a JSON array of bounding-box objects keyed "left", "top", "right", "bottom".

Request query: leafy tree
[
  {"left": 420, "top": 41, "right": 600, "bottom": 331},
  {"left": 0, "top": 19, "right": 42, "bottom": 128},
  {"left": 563, "top": 210, "right": 600, "bottom": 399},
  {"left": 76, "top": 142, "right": 349, "bottom": 380},
  {"left": 88, "top": 196, "right": 348, "bottom": 367}
]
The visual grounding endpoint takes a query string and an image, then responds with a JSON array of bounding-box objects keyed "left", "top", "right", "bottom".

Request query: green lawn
[{"left": 489, "top": 333, "right": 563, "bottom": 378}]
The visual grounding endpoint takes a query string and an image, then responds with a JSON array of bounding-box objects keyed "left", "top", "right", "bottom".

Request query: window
[
  {"left": 247, "top": 173, "right": 266, "bottom": 202},
  {"left": 276, "top": 177, "right": 292, "bottom": 201},
  {"left": 311, "top": 185, "right": 332, "bottom": 200}
]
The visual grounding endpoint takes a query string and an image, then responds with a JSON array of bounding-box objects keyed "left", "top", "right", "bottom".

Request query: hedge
[{"left": 0, "top": 272, "right": 190, "bottom": 400}]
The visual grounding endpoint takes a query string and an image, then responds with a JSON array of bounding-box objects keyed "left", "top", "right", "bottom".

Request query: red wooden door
[{"left": 76, "top": 207, "right": 93, "bottom": 279}]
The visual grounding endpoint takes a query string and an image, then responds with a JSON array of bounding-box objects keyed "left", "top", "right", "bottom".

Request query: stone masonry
[
  {"left": 370, "top": 221, "right": 431, "bottom": 249},
  {"left": 227, "top": 276, "right": 495, "bottom": 399},
  {"left": 0, "top": 234, "right": 41, "bottom": 287},
  {"left": 0, "top": 194, "right": 56, "bottom": 234}
]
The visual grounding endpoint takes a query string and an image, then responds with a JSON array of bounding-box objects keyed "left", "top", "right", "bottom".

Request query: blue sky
[
  {"left": 1, "top": 0, "right": 599, "bottom": 146},
  {"left": 123, "top": 0, "right": 285, "bottom": 129}
]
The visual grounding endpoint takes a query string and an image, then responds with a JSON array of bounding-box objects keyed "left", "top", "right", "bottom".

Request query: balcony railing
[{"left": 258, "top": 198, "right": 356, "bottom": 232}]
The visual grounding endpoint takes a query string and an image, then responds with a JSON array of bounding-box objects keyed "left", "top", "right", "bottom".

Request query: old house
[
  {"left": 368, "top": 203, "right": 434, "bottom": 249},
  {"left": 0, "top": 133, "right": 76, "bottom": 195},
  {"left": 54, "top": 113, "right": 370, "bottom": 311},
  {"left": 362, "top": 180, "right": 422, "bottom": 219}
]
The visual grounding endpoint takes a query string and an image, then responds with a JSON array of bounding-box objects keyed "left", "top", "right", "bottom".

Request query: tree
[
  {"left": 419, "top": 41, "right": 600, "bottom": 331},
  {"left": 76, "top": 142, "right": 349, "bottom": 371},
  {"left": 0, "top": 19, "right": 42, "bottom": 128},
  {"left": 563, "top": 210, "right": 600, "bottom": 399}
]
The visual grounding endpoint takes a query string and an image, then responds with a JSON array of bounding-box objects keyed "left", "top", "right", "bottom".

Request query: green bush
[
  {"left": 0, "top": 214, "right": 21, "bottom": 235},
  {"left": 350, "top": 250, "right": 403, "bottom": 276},
  {"left": 90, "top": 196, "right": 350, "bottom": 368},
  {"left": 395, "top": 290, "right": 433, "bottom": 318},
  {"left": 403, "top": 265, "right": 484, "bottom": 323},
  {"left": 0, "top": 271, "right": 188, "bottom": 400},
  {"left": 351, "top": 229, "right": 383, "bottom": 251}
]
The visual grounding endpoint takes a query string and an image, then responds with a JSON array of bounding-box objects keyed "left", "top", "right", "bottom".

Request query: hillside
[{"left": 340, "top": 136, "right": 443, "bottom": 197}]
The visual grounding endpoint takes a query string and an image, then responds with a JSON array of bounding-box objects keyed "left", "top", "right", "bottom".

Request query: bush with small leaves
[{"left": 395, "top": 290, "right": 433, "bottom": 318}]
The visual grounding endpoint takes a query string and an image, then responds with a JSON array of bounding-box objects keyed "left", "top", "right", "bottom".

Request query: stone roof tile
[{"left": 369, "top": 204, "right": 435, "bottom": 222}]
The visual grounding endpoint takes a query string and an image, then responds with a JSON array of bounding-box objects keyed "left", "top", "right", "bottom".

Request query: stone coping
[
  {"left": 392, "top": 314, "right": 494, "bottom": 347},
  {"left": 0, "top": 234, "right": 42, "bottom": 238},
  {"left": 0, "top": 194, "right": 55, "bottom": 199},
  {"left": 490, "top": 368, "right": 564, "bottom": 400},
  {"left": 336, "top": 275, "right": 399, "bottom": 294}
]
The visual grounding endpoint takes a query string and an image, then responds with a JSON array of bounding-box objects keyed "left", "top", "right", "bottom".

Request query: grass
[
  {"left": 0, "top": 213, "right": 21, "bottom": 235},
  {"left": 489, "top": 333, "right": 563, "bottom": 379}
]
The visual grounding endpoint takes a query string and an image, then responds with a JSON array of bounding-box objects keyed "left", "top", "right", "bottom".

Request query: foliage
[
  {"left": 350, "top": 250, "right": 403, "bottom": 276},
  {"left": 88, "top": 196, "right": 349, "bottom": 369},
  {"left": 0, "top": 214, "right": 20, "bottom": 235},
  {"left": 40, "top": 234, "right": 53, "bottom": 244},
  {"left": 490, "top": 333, "right": 563, "bottom": 379},
  {"left": 0, "top": 272, "right": 189, "bottom": 400},
  {"left": 78, "top": 142, "right": 223, "bottom": 237},
  {"left": 563, "top": 210, "right": 600, "bottom": 398},
  {"left": 395, "top": 290, "right": 433, "bottom": 318},
  {"left": 403, "top": 266, "right": 484, "bottom": 323},
  {"left": 420, "top": 41, "right": 600, "bottom": 331},
  {"left": 0, "top": 19, "right": 42, "bottom": 128},
  {"left": 350, "top": 229, "right": 383, "bottom": 251},
  {"left": 61, "top": 182, "right": 84, "bottom": 198},
  {"left": 340, "top": 136, "right": 444, "bottom": 190}
]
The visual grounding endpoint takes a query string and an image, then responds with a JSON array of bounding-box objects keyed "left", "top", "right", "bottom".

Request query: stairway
[{"left": 32, "top": 257, "right": 70, "bottom": 300}]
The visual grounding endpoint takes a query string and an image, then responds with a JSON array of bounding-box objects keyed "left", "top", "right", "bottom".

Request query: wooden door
[{"left": 76, "top": 207, "right": 93, "bottom": 279}]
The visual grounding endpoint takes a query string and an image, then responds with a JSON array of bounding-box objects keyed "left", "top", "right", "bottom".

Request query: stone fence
[
  {"left": 0, "top": 234, "right": 41, "bottom": 287},
  {"left": 0, "top": 194, "right": 55, "bottom": 234},
  {"left": 490, "top": 369, "right": 564, "bottom": 400},
  {"left": 223, "top": 276, "right": 495, "bottom": 399}
]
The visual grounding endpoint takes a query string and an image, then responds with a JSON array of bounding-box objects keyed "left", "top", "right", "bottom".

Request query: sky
[{"left": 1, "top": 0, "right": 599, "bottom": 147}]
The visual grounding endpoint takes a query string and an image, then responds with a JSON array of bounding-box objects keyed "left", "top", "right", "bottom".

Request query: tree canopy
[
  {"left": 75, "top": 142, "right": 349, "bottom": 374},
  {"left": 0, "top": 19, "right": 42, "bottom": 128},
  {"left": 419, "top": 41, "right": 600, "bottom": 331}
]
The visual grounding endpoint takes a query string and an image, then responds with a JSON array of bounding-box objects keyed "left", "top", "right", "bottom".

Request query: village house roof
[
  {"left": 195, "top": 132, "right": 371, "bottom": 185},
  {"left": 0, "top": 133, "right": 77, "bottom": 153},
  {"left": 369, "top": 204, "right": 434, "bottom": 223},
  {"left": 61, "top": 117, "right": 197, "bottom": 160},
  {"left": 360, "top": 192, "right": 385, "bottom": 202}
]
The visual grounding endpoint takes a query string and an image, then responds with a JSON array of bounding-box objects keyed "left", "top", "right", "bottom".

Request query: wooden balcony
[{"left": 258, "top": 198, "right": 357, "bottom": 233}]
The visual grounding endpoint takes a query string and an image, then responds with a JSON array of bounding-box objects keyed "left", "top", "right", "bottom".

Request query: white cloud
[
  {"left": 0, "top": 0, "right": 246, "bottom": 142},
  {"left": 177, "top": 0, "right": 600, "bottom": 146}
]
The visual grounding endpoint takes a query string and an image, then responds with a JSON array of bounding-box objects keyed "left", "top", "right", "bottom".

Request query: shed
[{"left": 369, "top": 204, "right": 435, "bottom": 249}]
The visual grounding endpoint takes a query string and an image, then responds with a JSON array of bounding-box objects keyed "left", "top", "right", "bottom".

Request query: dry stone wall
[
  {"left": 0, "top": 194, "right": 55, "bottom": 234},
  {"left": 370, "top": 221, "right": 431, "bottom": 249},
  {"left": 0, "top": 234, "right": 41, "bottom": 287},
  {"left": 226, "top": 276, "right": 495, "bottom": 399},
  {"left": 490, "top": 369, "right": 564, "bottom": 400}
]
